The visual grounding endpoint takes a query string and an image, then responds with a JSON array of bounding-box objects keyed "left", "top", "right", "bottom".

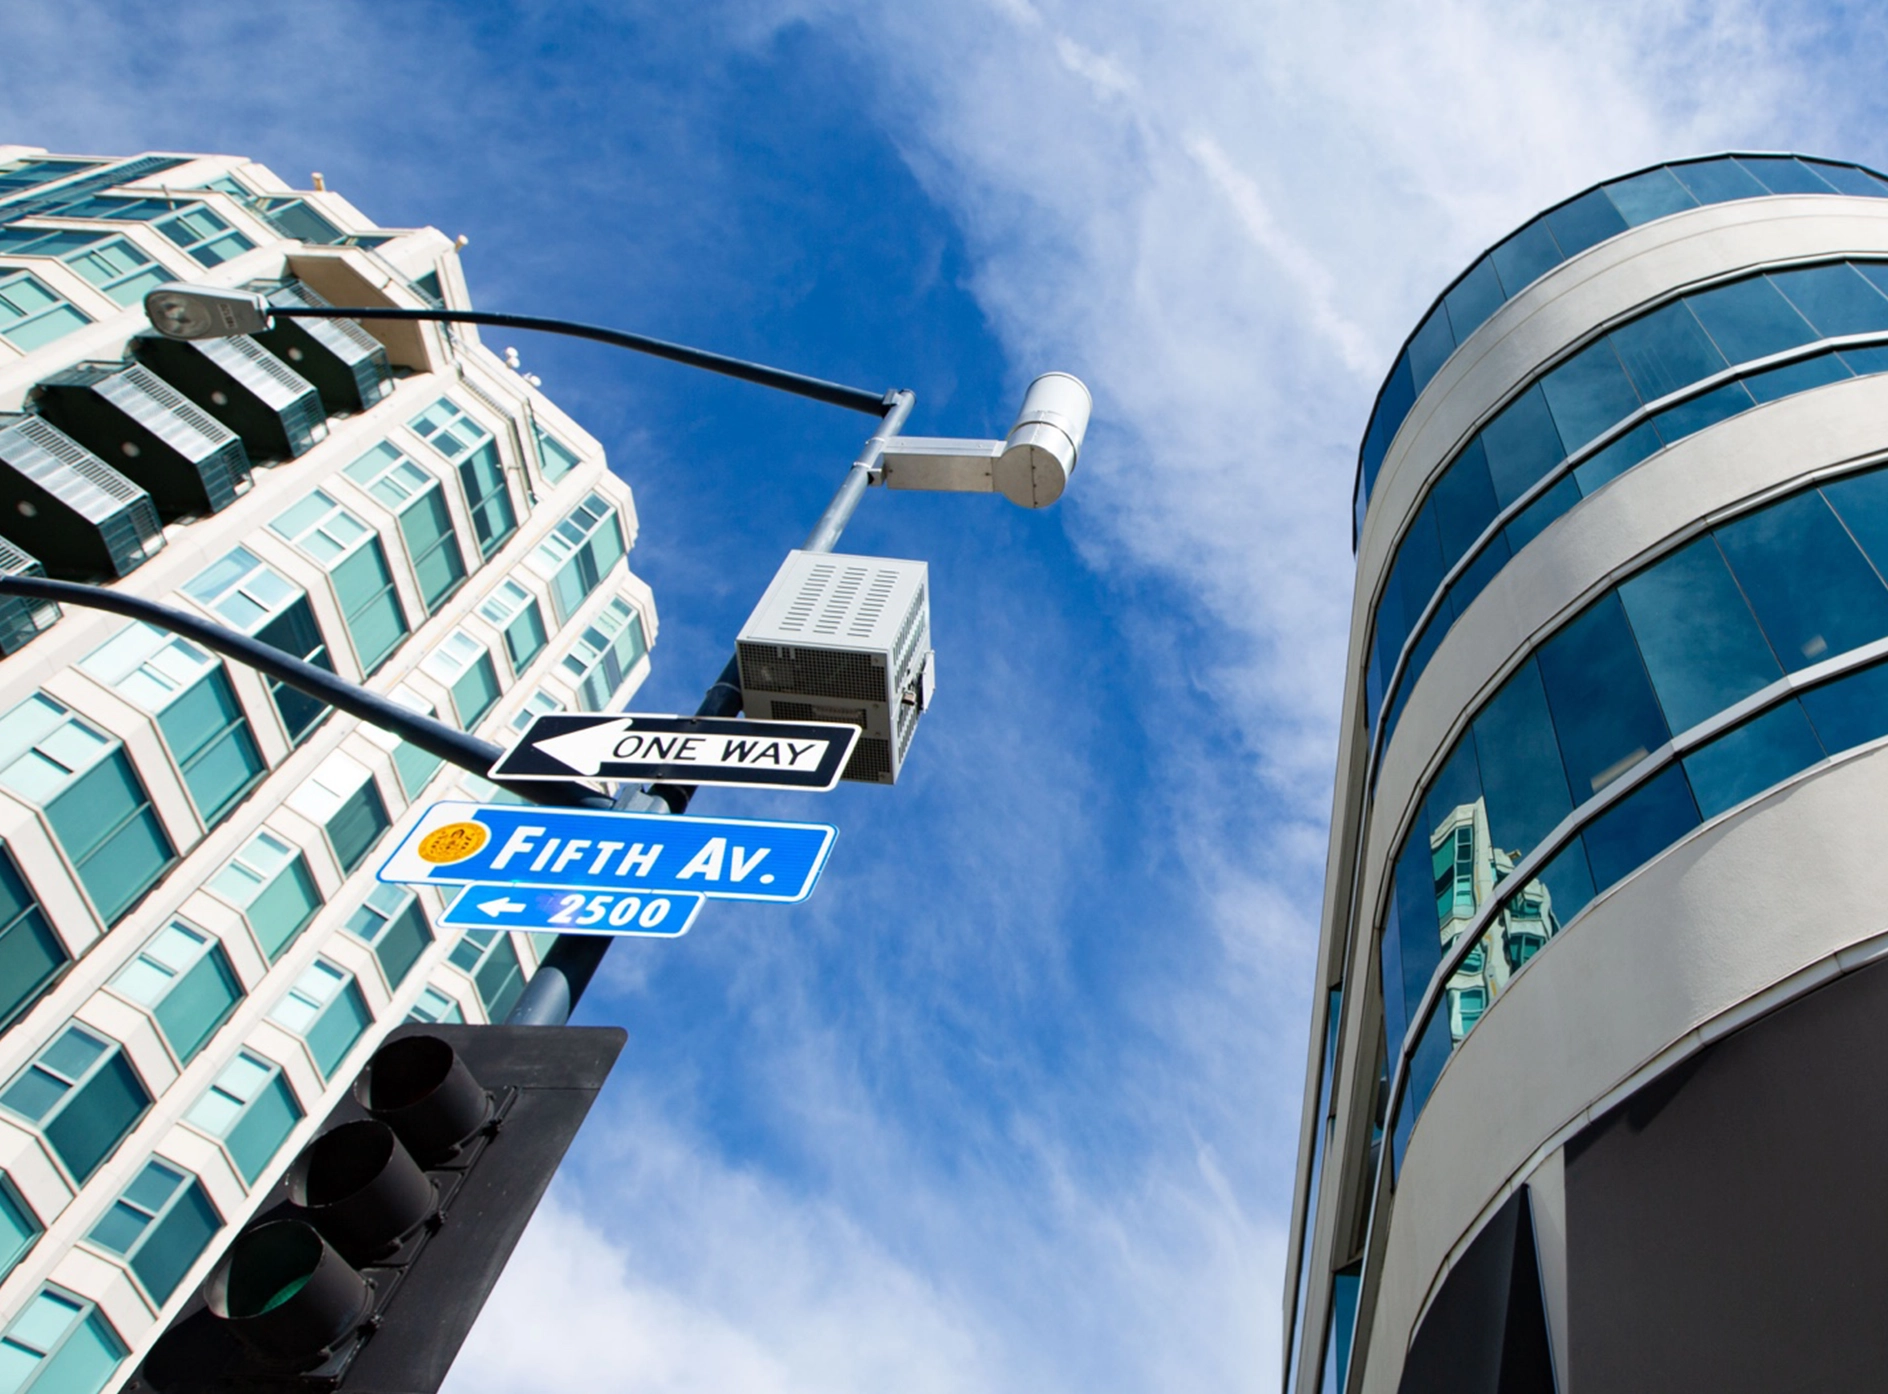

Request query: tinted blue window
[
  {"left": 1581, "top": 764, "right": 1700, "bottom": 890},
  {"left": 1741, "top": 352, "right": 1851, "bottom": 403},
  {"left": 1649, "top": 380, "right": 1753, "bottom": 443},
  {"left": 1532, "top": 837, "right": 1597, "bottom": 930},
  {"left": 1444, "top": 258, "right": 1506, "bottom": 339},
  {"left": 1800, "top": 659, "right": 1888, "bottom": 752},
  {"left": 1539, "top": 340, "right": 1642, "bottom": 453},
  {"left": 1430, "top": 440, "right": 1504, "bottom": 558},
  {"left": 1672, "top": 157, "right": 1768, "bottom": 204},
  {"left": 1405, "top": 305, "right": 1457, "bottom": 391},
  {"left": 1536, "top": 593, "right": 1671, "bottom": 797},
  {"left": 1393, "top": 1013, "right": 1453, "bottom": 1172},
  {"left": 1686, "top": 275, "right": 1819, "bottom": 364},
  {"left": 1617, "top": 536, "right": 1782, "bottom": 733},
  {"left": 1478, "top": 386, "right": 1565, "bottom": 508},
  {"left": 1807, "top": 162, "right": 1888, "bottom": 197},
  {"left": 1854, "top": 262, "right": 1888, "bottom": 305},
  {"left": 1471, "top": 662, "right": 1574, "bottom": 854},
  {"left": 1502, "top": 474, "right": 1581, "bottom": 552},
  {"left": 1383, "top": 505, "right": 1446, "bottom": 645},
  {"left": 1840, "top": 344, "right": 1888, "bottom": 375},
  {"left": 1572, "top": 420, "right": 1663, "bottom": 495},
  {"left": 1489, "top": 220, "right": 1562, "bottom": 297},
  {"left": 1682, "top": 701, "right": 1825, "bottom": 820},
  {"left": 1447, "top": 532, "right": 1511, "bottom": 620},
  {"left": 1378, "top": 892, "right": 1408, "bottom": 1059},
  {"left": 1609, "top": 300, "right": 1727, "bottom": 401},
  {"left": 1603, "top": 167, "right": 1698, "bottom": 224},
  {"left": 1543, "top": 187, "right": 1629, "bottom": 259},
  {"left": 1392, "top": 833, "right": 1442, "bottom": 1023},
  {"left": 1422, "top": 731, "right": 1483, "bottom": 846},
  {"left": 1816, "top": 466, "right": 1888, "bottom": 575},
  {"left": 1715, "top": 490, "right": 1888, "bottom": 669},
  {"left": 1362, "top": 354, "right": 1415, "bottom": 494},
  {"left": 1738, "top": 156, "right": 1837, "bottom": 195},
  {"left": 1769, "top": 263, "right": 1888, "bottom": 337}
]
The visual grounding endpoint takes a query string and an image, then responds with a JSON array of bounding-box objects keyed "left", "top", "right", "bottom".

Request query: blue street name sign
[
  {"left": 377, "top": 801, "right": 837, "bottom": 903},
  {"left": 439, "top": 884, "right": 706, "bottom": 938}
]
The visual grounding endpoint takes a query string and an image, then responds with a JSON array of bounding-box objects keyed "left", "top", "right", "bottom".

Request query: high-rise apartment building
[
  {"left": 1287, "top": 153, "right": 1888, "bottom": 1392},
  {"left": 0, "top": 147, "right": 655, "bottom": 1391}
]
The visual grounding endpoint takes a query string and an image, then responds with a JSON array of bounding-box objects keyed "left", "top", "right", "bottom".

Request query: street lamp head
[
  {"left": 143, "top": 282, "right": 273, "bottom": 340},
  {"left": 994, "top": 372, "right": 1091, "bottom": 508}
]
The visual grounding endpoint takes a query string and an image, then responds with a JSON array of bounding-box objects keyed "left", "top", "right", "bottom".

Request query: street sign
[
  {"left": 377, "top": 801, "right": 837, "bottom": 903},
  {"left": 440, "top": 883, "right": 706, "bottom": 937},
  {"left": 488, "top": 713, "right": 860, "bottom": 791}
]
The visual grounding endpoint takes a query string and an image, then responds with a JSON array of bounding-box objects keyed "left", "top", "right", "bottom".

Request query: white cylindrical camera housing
[{"left": 994, "top": 372, "right": 1091, "bottom": 508}]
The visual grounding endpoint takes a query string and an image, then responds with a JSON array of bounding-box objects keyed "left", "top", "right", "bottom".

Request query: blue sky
[{"left": 10, "top": 1, "right": 1888, "bottom": 1388}]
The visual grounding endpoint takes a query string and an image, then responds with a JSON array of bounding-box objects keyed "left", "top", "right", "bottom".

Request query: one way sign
[{"left": 489, "top": 713, "right": 860, "bottom": 791}]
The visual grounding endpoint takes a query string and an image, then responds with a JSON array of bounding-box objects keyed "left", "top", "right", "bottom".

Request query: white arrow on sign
[
  {"left": 532, "top": 719, "right": 839, "bottom": 777},
  {"left": 477, "top": 895, "right": 527, "bottom": 916}
]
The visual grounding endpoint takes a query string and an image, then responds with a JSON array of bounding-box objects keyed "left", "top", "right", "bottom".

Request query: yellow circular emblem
[{"left": 417, "top": 821, "right": 488, "bottom": 865}]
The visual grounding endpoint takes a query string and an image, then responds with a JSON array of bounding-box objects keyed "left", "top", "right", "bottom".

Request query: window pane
[
  {"left": 1430, "top": 439, "right": 1503, "bottom": 560},
  {"left": 473, "top": 935, "right": 525, "bottom": 1020},
  {"left": 1470, "top": 661, "right": 1575, "bottom": 856},
  {"left": 1616, "top": 535, "right": 1782, "bottom": 732},
  {"left": 327, "top": 781, "right": 391, "bottom": 873},
  {"left": 153, "top": 950, "right": 241, "bottom": 1065},
  {"left": 1671, "top": 157, "right": 1768, "bottom": 205},
  {"left": 1769, "top": 262, "right": 1888, "bottom": 338},
  {"left": 1799, "top": 658, "right": 1888, "bottom": 753},
  {"left": 0, "top": 1178, "right": 39, "bottom": 1282},
  {"left": 1685, "top": 275, "right": 1818, "bottom": 364},
  {"left": 31, "top": 1309, "right": 123, "bottom": 1394},
  {"left": 1443, "top": 258, "right": 1506, "bottom": 342},
  {"left": 1682, "top": 700, "right": 1825, "bottom": 819},
  {"left": 223, "top": 1074, "right": 301, "bottom": 1184},
  {"left": 1542, "top": 187, "right": 1629, "bottom": 259},
  {"left": 1608, "top": 301, "right": 1727, "bottom": 402},
  {"left": 1580, "top": 764, "right": 1700, "bottom": 891},
  {"left": 1536, "top": 593, "right": 1671, "bottom": 796},
  {"left": 1538, "top": 340, "right": 1641, "bottom": 455},
  {"left": 1489, "top": 219, "right": 1563, "bottom": 298},
  {"left": 305, "top": 980, "right": 370, "bottom": 1077},
  {"left": 1737, "top": 155, "right": 1836, "bottom": 195},
  {"left": 1404, "top": 304, "right": 1457, "bottom": 390},
  {"left": 1648, "top": 379, "right": 1753, "bottom": 444},
  {"left": 1817, "top": 466, "right": 1888, "bottom": 577},
  {"left": 1741, "top": 352, "right": 1851, "bottom": 403},
  {"left": 1603, "top": 167, "right": 1697, "bottom": 225},
  {"left": 0, "top": 907, "right": 66, "bottom": 1034},
  {"left": 46, "top": 1054, "right": 149, "bottom": 1184},
  {"left": 1477, "top": 387, "right": 1565, "bottom": 509},
  {"left": 1715, "top": 490, "right": 1888, "bottom": 669},
  {"left": 247, "top": 858, "right": 321, "bottom": 962},
  {"left": 130, "top": 1182, "right": 219, "bottom": 1303}
]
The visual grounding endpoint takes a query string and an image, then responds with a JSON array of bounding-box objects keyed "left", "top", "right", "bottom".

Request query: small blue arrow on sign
[
  {"left": 377, "top": 801, "right": 837, "bottom": 903},
  {"left": 439, "top": 884, "right": 705, "bottom": 937}
]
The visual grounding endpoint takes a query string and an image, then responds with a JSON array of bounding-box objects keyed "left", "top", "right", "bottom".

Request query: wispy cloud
[{"left": 8, "top": 2, "right": 1886, "bottom": 1391}]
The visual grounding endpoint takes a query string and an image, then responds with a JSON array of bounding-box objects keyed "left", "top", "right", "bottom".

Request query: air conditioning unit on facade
[{"left": 736, "top": 550, "right": 935, "bottom": 785}]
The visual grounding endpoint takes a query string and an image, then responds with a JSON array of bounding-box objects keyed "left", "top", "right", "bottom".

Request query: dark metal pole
[
  {"left": 504, "top": 389, "right": 918, "bottom": 1026},
  {"left": 271, "top": 305, "right": 893, "bottom": 417},
  {"left": 0, "top": 575, "right": 606, "bottom": 809}
]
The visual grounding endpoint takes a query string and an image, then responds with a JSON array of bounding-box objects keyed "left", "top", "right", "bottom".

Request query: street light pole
[{"left": 128, "top": 283, "right": 1088, "bottom": 1029}]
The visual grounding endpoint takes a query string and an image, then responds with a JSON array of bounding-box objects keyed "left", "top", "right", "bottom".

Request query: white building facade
[
  {"left": 1287, "top": 153, "right": 1888, "bottom": 1392},
  {"left": 0, "top": 148, "right": 656, "bottom": 1392}
]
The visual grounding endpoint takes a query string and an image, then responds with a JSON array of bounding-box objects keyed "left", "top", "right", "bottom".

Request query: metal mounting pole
[{"left": 505, "top": 389, "right": 917, "bottom": 1026}]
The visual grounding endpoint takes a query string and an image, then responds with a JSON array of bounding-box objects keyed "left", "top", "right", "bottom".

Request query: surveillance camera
[{"left": 994, "top": 372, "right": 1091, "bottom": 508}]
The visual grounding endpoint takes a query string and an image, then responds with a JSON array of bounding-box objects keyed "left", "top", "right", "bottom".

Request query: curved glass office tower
[{"left": 1287, "top": 154, "right": 1888, "bottom": 1393}]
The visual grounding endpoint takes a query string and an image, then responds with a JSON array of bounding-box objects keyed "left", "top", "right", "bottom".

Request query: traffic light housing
[{"left": 124, "top": 1023, "right": 625, "bottom": 1394}]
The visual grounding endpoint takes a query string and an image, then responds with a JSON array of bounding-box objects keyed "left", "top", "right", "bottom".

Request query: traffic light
[{"left": 124, "top": 1023, "right": 625, "bottom": 1394}]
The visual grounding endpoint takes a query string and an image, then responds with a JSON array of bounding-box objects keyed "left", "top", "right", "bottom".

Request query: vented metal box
[
  {"left": 0, "top": 415, "right": 164, "bottom": 580},
  {"left": 736, "top": 551, "right": 935, "bottom": 785}
]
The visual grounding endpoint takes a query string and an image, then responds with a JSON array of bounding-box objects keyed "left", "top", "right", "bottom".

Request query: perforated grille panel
[{"left": 738, "top": 642, "right": 889, "bottom": 704}]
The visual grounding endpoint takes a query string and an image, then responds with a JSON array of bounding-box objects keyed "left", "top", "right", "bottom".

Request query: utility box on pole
[{"left": 736, "top": 550, "right": 934, "bottom": 785}]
